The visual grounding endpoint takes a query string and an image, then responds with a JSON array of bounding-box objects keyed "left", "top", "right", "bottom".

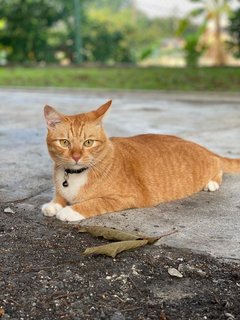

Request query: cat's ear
[
  {"left": 94, "top": 100, "right": 112, "bottom": 122},
  {"left": 44, "top": 105, "right": 63, "bottom": 128}
]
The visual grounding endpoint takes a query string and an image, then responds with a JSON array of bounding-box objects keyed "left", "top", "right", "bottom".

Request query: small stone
[
  {"left": 65, "top": 270, "right": 72, "bottom": 276},
  {"left": 168, "top": 267, "right": 183, "bottom": 278},
  {"left": 178, "top": 264, "right": 207, "bottom": 277},
  {"left": 4, "top": 207, "right": 15, "bottom": 214},
  {"left": 177, "top": 257, "right": 184, "bottom": 262},
  {"left": 111, "top": 311, "right": 125, "bottom": 320},
  {"left": 224, "top": 312, "right": 235, "bottom": 320},
  {"left": 131, "top": 265, "right": 140, "bottom": 275}
]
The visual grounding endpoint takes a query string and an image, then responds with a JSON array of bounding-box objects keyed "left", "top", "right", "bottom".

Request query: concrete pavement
[{"left": 0, "top": 88, "right": 240, "bottom": 261}]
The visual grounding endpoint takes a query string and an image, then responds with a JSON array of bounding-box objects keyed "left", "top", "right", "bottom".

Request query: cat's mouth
[{"left": 66, "top": 160, "right": 83, "bottom": 167}]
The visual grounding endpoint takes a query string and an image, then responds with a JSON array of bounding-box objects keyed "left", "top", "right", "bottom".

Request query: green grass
[{"left": 0, "top": 66, "right": 240, "bottom": 91}]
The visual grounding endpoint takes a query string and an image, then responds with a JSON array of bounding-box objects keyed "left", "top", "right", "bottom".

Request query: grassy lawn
[{"left": 0, "top": 66, "right": 240, "bottom": 91}]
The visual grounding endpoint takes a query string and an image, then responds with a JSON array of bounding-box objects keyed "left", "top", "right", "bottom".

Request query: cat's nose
[{"left": 72, "top": 153, "right": 81, "bottom": 162}]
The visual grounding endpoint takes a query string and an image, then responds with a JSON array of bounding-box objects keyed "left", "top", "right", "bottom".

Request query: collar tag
[
  {"left": 62, "top": 171, "right": 69, "bottom": 187},
  {"left": 62, "top": 167, "right": 88, "bottom": 187}
]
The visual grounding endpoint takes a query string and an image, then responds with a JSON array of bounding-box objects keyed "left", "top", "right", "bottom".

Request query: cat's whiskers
[
  {"left": 89, "top": 161, "right": 103, "bottom": 180},
  {"left": 89, "top": 156, "right": 113, "bottom": 182}
]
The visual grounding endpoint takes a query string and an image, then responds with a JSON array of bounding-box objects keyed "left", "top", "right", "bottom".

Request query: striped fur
[{"left": 42, "top": 100, "right": 240, "bottom": 221}]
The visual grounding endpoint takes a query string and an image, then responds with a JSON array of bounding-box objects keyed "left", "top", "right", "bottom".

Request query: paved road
[{"left": 1, "top": 88, "right": 240, "bottom": 261}]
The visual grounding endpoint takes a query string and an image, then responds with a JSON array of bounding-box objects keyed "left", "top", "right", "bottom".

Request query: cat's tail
[{"left": 220, "top": 157, "right": 240, "bottom": 173}]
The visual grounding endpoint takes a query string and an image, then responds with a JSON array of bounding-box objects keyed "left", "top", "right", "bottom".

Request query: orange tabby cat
[{"left": 42, "top": 100, "right": 240, "bottom": 222}]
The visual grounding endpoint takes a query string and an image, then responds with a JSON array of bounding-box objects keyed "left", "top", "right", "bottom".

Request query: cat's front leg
[
  {"left": 55, "top": 197, "right": 130, "bottom": 222},
  {"left": 42, "top": 195, "right": 67, "bottom": 217},
  {"left": 56, "top": 201, "right": 105, "bottom": 222},
  {"left": 56, "top": 206, "right": 86, "bottom": 222}
]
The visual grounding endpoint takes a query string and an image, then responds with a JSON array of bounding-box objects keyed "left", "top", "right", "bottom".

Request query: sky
[{"left": 134, "top": 0, "right": 240, "bottom": 18}]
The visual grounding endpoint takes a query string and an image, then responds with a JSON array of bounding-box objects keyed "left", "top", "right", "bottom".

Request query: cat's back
[
  {"left": 109, "top": 134, "right": 219, "bottom": 205},
  {"left": 110, "top": 133, "right": 184, "bottom": 154},
  {"left": 111, "top": 133, "right": 183, "bottom": 144},
  {"left": 110, "top": 133, "right": 214, "bottom": 169}
]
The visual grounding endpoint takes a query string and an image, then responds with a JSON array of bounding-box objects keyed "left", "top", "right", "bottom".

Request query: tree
[
  {"left": 227, "top": 8, "right": 240, "bottom": 58},
  {"left": 177, "top": 16, "right": 205, "bottom": 66},
  {"left": 0, "top": 0, "right": 184, "bottom": 65},
  {"left": 83, "top": 22, "right": 134, "bottom": 63},
  {"left": 0, "top": 0, "right": 68, "bottom": 63},
  {"left": 83, "top": 1, "right": 178, "bottom": 64},
  {"left": 0, "top": 0, "right": 137, "bottom": 64},
  {"left": 61, "top": 1, "right": 136, "bottom": 63},
  {"left": 181, "top": 0, "right": 232, "bottom": 66}
]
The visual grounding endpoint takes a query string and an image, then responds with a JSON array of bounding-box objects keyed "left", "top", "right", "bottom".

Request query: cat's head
[{"left": 44, "top": 100, "right": 112, "bottom": 169}]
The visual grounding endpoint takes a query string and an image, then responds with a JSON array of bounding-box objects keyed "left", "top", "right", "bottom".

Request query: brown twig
[
  {"left": 128, "top": 276, "right": 142, "bottom": 295},
  {"left": 51, "top": 291, "right": 81, "bottom": 300},
  {"left": 158, "top": 228, "right": 178, "bottom": 239}
]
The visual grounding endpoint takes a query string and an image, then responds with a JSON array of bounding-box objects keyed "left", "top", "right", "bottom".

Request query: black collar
[
  {"left": 64, "top": 167, "right": 88, "bottom": 174},
  {"left": 62, "top": 167, "right": 88, "bottom": 187}
]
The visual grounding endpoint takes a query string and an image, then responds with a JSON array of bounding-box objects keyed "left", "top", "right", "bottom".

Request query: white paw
[
  {"left": 204, "top": 181, "right": 219, "bottom": 192},
  {"left": 42, "top": 202, "right": 63, "bottom": 217},
  {"left": 56, "top": 206, "right": 85, "bottom": 222}
]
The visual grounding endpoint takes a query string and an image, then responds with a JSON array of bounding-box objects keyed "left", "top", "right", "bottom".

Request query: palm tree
[{"left": 187, "top": 0, "right": 232, "bottom": 65}]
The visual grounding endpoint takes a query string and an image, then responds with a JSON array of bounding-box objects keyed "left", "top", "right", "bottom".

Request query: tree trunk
[{"left": 213, "top": 13, "right": 226, "bottom": 66}]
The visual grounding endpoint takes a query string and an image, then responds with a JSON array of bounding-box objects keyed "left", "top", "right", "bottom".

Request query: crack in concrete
[{"left": 1, "top": 187, "right": 52, "bottom": 204}]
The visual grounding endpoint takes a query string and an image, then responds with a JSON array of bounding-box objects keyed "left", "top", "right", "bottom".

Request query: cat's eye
[
  {"left": 83, "top": 139, "right": 94, "bottom": 148},
  {"left": 59, "top": 139, "right": 70, "bottom": 148}
]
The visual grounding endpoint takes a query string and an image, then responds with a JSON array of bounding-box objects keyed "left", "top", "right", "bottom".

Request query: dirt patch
[{"left": 1, "top": 202, "right": 240, "bottom": 320}]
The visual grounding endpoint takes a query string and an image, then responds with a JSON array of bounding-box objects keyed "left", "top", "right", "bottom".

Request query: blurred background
[{"left": 0, "top": 0, "right": 239, "bottom": 91}]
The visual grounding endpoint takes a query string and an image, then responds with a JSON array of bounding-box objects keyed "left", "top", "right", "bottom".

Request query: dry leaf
[
  {"left": 145, "top": 236, "right": 162, "bottom": 244},
  {"left": 78, "top": 226, "right": 168, "bottom": 243},
  {"left": 78, "top": 226, "right": 141, "bottom": 241},
  {"left": 0, "top": 307, "right": 5, "bottom": 317},
  {"left": 82, "top": 239, "right": 149, "bottom": 258},
  {"left": 168, "top": 267, "right": 183, "bottom": 278},
  {"left": 79, "top": 226, "right": 177, "bottom": 258},
  {"left": 159, "top": 311, "right": 168, "bottom": 320}
]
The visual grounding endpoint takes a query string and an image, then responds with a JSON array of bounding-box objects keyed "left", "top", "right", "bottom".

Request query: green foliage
[
  {"left": 184, "top": 23, "right": 207, "bottom": 67},
  {"left": 227, "top": 8, "right": 240, "bottom": 58},
  {"left": 83, "top": 2, "right": 177, "bottom": 63},
  {"left": 184, "top": 0, "right": 231, "bottom": 66},
  {"left": 0, "top": 0, "right": 68, "bottom": 63},
  {"left": 0, "top": 0, "right": 180, "bottom": 64},
  {"left": 84, "top": 0, "right": 132, "bottom": 11},
  {"left": 184, "top": 35, "right": 201, "bottom": 67},
  {"left": 139, "top": 47, "right": 154, "bottom": 61},
  {"left": 0, "top": 0, "right": 134, "bottom": 63},
  {"left": 83, "top": 22, "right": 135, "bottom": 63},
  {"left": 177, "top": 17, "right": 206, "bottom": 67},
  {"left": 78, "top": 1, "right": 135, "bottom": 63},
  {"left": 178, "top": 0, "right": 232, "bottom": 66}
]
